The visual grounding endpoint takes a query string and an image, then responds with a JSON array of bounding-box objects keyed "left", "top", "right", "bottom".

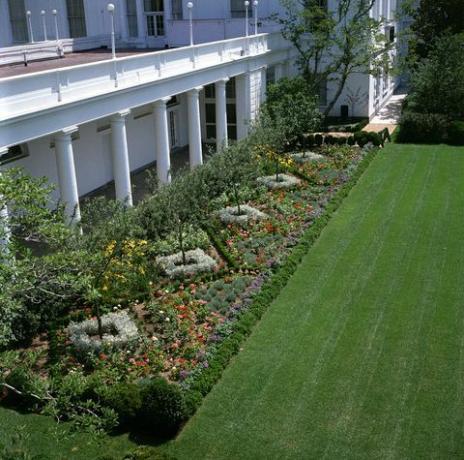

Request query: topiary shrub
[
  {"left": 138, "top": 378, "right": 190, "bottom": 436},
  {"left": 101, "top": 383, "right": 143, "bottom": 427},
  {"left": 366, "top": 131, "right": 382, "bottom": 147},
  {"left": 315, "top": 133, "right": 323, "bottom": 146},
  {"left": 347, "top": 135, "right": 355, "bottom": 146},
  {"left": 353, "top": 131, "right": 369, "bottom": 147}
]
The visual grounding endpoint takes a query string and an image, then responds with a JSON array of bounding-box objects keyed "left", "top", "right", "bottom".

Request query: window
[
  {"left": 127, "top": 0, "right": 138, "bottom": 37},
  {"left": 145, "top": 0, "right": 164, "bottom": 36},
  {"left": 230, "top": 0, "right": 252, "bottom": 18},
  {"left": 267, "top": 66, "right": 276, "bottom": 88},
  {"left": 144, "top": 0, "right": 164, "bottom": 12},
  {"left": 66, "top": 0, "right": 87, "bottom": 38},
  {"left": 172, "top": 0, "right": 183, "bottom": 19},
  {"left": 8, "top": 0, "right": 28, "bottom": 43},
  {"left": 0, "top": 144, "right": 29, "bottom": 165}
]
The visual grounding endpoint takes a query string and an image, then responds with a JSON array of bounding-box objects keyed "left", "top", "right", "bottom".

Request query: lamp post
[
  {"left": 253, "top": 0, "right": 258, "bottom": 35},
  {"left": 41, "top": 10, "right": 48, "bottom": 41},
  {"left": 26, "top": 10, "right": 34, "bottom": 43},
  {"left": 52, "top": 9, "right": 59, "bottom": 40},
  {"left": 244, "top": 1, "right": 250, "bottom": 37},
  {"left": 107, "top": 3, "right": 116, "bottom": 59},
  {"left": 187, "top": 2, "right": 194, "bottom": 46}
]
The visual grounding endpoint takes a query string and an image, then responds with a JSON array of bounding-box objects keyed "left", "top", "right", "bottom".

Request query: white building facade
[{"left": 0, "top": 0, "right": 400, "bottom": 223}]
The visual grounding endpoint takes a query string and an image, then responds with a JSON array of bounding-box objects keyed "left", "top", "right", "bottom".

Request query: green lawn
[{"left": 168, "top": 143, "right": 464, "bottom": 459}]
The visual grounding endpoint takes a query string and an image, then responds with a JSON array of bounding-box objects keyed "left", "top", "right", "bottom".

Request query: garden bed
[{"left": 0, "top": 142, "right": 377, "bottom": 438}]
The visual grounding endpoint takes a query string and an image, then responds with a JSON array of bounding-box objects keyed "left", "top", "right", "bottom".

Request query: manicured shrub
[
  {"left": 101, "top": 383, "right": 143, "bottom": 427},
  {"left": 353, "top": 131, "right": 369, "bottom": 147},
  {"left": 347, "top": 135, "right": 355, "bottom": 146},
  {"left": 315, "top": 133, "right": 323, "bottom": 146},
  {"left": 138, "top": 378, "right": 190, "bottom": 436},
  {"left": 366, "top": 131, "right": 382, "bottom": 147},
  {"left": 396, "top": 111, "right": 450, "bottom": 144}
]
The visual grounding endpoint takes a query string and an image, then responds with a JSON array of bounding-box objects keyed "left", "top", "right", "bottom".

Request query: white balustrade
[{"left": 0, "top": 33, "right": 286, "bottom": 121}]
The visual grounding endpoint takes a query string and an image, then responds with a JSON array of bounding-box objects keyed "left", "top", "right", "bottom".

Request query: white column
[
  {"left": 0, "top": 147, "right": 10, "bottom": 254},
  {"left": 54, "top": 126, "right": 81, "bottom": 224},
  {"left": 110, "top": 110, "right": 133, "bottom": 206},
  {"left": 215, "top": 78, "right": 229, "bottom": 150},
  {"left": 235, "top": 72, "right": 251, "bottom": 140},
  {"left": 153, "top": 98, "right": 172, "bottom": 184},
  {"left": 135, "top": 0, "right": 146, "bottom": 44},
  {"left": 187, "top": 87, "right": 203, "bottom": 167},
  {"left": 274, "top": 63, "right": 284, "bottom": 81},
  {"left": 118, "top": 0, "right": 129, "bottom": 42}
]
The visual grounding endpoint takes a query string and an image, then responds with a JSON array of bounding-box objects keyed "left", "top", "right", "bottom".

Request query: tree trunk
[
  {"left": 178, "top": 223, "right": 186, "bottom": 265},
  {"left": 96, "top": 304, "right": 103, "bottom": 340},
  {"left": 233, "top": 183, "right": 241, "bottom": 215}
]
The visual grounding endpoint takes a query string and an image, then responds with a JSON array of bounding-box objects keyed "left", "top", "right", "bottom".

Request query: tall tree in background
[
  {"left": 409, "top": 0, "right": 463, "bottom": 59},
  {"left": 274, "top": 0, "right": 392, "bottom": 116}
]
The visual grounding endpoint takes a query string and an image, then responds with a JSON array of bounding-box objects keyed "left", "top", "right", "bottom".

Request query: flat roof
[{"left": 0, "top": 48, "right": 163, "bottom": 78}]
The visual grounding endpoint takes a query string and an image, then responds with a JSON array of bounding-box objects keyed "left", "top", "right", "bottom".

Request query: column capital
[
  {"left": 187, "top": 86, "right": 203, "bottom": 97},
  {"left": 55, "top": 126, "right": 78, "bottom": 140},
  {"left": 153, "top": 97, "right": 172, "bottom": 108},
  {"left": 215, "top": 78, "right": 229, "bottom": 87},
  {"left": 111, "top": 109, "right": 131, "bottom": 123}
]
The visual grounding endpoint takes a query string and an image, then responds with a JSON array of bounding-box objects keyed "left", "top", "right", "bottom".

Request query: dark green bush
[
  {"left": 366, "top": 132, "right": 383, "bottom": 147},
  {"left": 396, "top": 111, "right": 450, "bottom": 144},
  {"left": 447, "top": 121, "right": 464, "bottom": 146},
  {"left": 347, "top": 135, "right": 355, "bottom": 146},
  {"left": 315, "top": 133, "right": 323, "bottom": 146},
  {"left": 353, "top": 131, "right": 369, "bottom": 147},
  {"left": 138, "top": 378, "right": 190, "bottom": 436},
  {"left": 101, "top": 383, "right": 143, "bottom": 427}
]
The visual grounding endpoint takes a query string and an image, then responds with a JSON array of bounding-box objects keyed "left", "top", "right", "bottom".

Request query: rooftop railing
[{"left": 0, "top": 33, "right": 283, "bottom": 121}]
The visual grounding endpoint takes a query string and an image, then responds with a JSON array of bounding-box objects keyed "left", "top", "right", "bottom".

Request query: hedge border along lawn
[
  {"left": 168, "top": 143, "right": 464, "bottom": 459},
  {"left": 184, "top": 147, "right": 378, "bottom": 402}
]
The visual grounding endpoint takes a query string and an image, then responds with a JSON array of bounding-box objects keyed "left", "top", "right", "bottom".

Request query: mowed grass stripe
[{"left": 168, "top": 144, "right": 464, "bottom": 460}]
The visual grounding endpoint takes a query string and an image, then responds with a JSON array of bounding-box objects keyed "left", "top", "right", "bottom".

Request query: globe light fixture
[
  {"left": 107, "top": 3, "right": 116, "bottom": 59},
  {"left": 40, "top": 10, "right": 48, "bottom": 41},
  {"left": 187, "top": 2, "right": 194, "bottom": 46}
]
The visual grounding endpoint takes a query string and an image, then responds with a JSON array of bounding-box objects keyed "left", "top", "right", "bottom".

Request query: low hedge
[
  {"left": 185, "top": 147, "right": 378, "bottom": 402},
  {"left": 395, "top": 111, "right": 464, "bottom": 145}
]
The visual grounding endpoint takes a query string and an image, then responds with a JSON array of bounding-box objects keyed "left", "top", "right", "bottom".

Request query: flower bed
[
  {"left": 257, "top": 173, "right": 301, "bottom": 190},
  {"left": 217, "top": 205, "right": 268, "bottom": 225},
  {"left": 157, "top": 248, "right": 218, "bottom": 278}
]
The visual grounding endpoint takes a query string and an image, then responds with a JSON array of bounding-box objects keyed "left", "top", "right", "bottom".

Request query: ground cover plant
[{"left": 0, "top": 77, "right": 382, "bottom": 445}]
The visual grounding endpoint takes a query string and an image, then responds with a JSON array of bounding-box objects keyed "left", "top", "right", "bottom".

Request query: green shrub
[
  {"left": 347, "top": 135, "right": 355, "bottom": 146},
  {"left": 101, "top": 383, "right": 143, "bottom": 427},
  {"left": 138, "top": 378, "right": 190, "bottom": 436},
  {"left": 366, "top": 131, "right": 382, "bottom": 147},
  {"left": 447, "top": 121, "right": 464, "bottom": 146},
  {"left": 396, "top": 111, "right": 450, "bottom": 144},
  {"left": 353, "top": 131, "right": 369, "bottom": 147},
  {"left": 315, "top": 133, "right": 323, "bottom": 146}
]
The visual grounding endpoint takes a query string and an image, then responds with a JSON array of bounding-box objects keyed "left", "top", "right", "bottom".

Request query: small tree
[
  {"left": 274, "top": 0, "right": 392, "bottom": 116},
  {"left": 212, "top": 141, "right": 258, "bottom": 215}
]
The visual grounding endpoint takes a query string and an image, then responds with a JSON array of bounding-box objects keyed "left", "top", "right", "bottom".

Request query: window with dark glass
[
  {"left": 0, "top": 144, "right": 29, "bottom": 165},
  {"left": 171, "top": 0, "right": 183, "bottom": 19},
  {"left": 127, "top": 0, "right": 138, "bottom": 37},
  {"left": 230, "top": 0, "right": 252, "bottom": 18},
  {"left": 8, "top": 0, "right": 28, "bottom": 43},
  {"left": 66, "top": 0, "right": 87, "bottom": 38}
]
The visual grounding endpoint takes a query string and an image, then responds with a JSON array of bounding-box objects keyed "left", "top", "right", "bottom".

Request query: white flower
[
  {"left": 159, "top": 310, "right": 165, "bottom": 315},
  {"left": 165, "top": 317, "right": 171, "bottom": 322},
  {"left": 156, "top": 248, "right": 217, "bottom": 279},
  {"left": 152, "top": 336, "right": 159, "bottom": 341},
  {"left": 257, "top": 174, "right": 301, "bottom": 190},
  {"left": 172, "top": 366, "right": 177, "bottom": 371},
  {"left": 217, "top": 205, "right": 267, "bottom": 225}
]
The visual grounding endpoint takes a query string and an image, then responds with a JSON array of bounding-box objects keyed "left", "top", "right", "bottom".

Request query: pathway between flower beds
[{"left": 167, "top": 144, "right": 464, "bottom": 459}]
